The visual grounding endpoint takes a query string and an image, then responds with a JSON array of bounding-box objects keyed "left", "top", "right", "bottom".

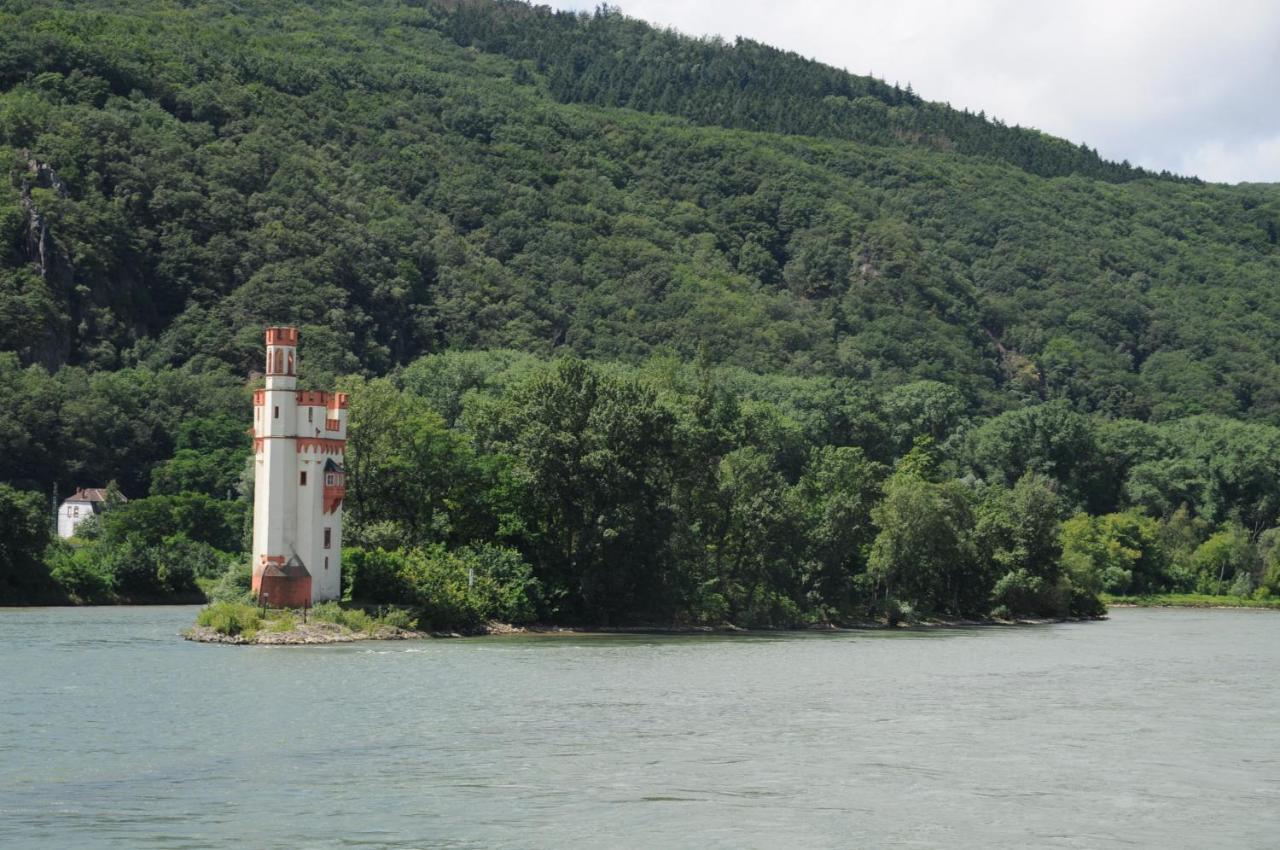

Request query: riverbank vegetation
[
  {"left": 187, "top": 599, "right": 421, "bottom": 644},
  {"left": 1104, "top": 593, "right": 1280, "bottom": 610},
  {"left": 3, "top": 1, "right": 1280, "bottom": 627},
  {"left": 161, "top": 352, "right": 1280, "bottom": 631}
]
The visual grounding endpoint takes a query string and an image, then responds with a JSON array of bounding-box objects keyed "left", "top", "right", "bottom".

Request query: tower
[{"left": 251, "top": 327, "right": 347, "bottom": 606}]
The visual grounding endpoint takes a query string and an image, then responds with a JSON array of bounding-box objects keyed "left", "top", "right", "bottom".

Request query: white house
[{"left": 57, "top": 488, "right": 125, "bottom": 538}]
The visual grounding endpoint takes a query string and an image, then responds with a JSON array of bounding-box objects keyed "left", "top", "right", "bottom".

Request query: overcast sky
[{"left": 548, "top": 0, "right": 1280, "bottom": 184}]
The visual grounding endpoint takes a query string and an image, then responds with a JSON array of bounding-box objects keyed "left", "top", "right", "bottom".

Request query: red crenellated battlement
[
  {"left": 296, "top": 390, "right": 329, "bottom": 406},
  {"left": 265, "top": 327, "right": 299, "bottom": 346}
]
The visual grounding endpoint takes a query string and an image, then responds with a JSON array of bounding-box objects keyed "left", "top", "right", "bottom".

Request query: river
[{"left": 1, "top": 606, "right": 1277, "bottom": 849}]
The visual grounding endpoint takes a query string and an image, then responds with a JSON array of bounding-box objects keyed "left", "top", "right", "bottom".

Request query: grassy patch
[
  {"left": 1104, "top": 593, "right": 1280, "bottom": 610},
  {"left": 310, "top": 601, "right": 418, "bottom": 633},
  {"left": 193, "top": 599, "right": 420, "bottom": 640}
]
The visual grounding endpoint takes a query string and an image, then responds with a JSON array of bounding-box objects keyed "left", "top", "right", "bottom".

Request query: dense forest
[{"left": 3, "top": 0, "right": 1280, "bottom": 624}]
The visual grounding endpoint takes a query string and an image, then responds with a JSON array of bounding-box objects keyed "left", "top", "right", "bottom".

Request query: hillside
[
  {"left": 4, "top": 0, "right": 1280, "bottom": 620},
  {"left": 2, "top": 0, "right": 1278, "bottom": 413}
]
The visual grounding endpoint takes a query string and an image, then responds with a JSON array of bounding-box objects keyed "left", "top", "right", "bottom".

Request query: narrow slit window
[
  {"left": 300, "top": 471, "right": 307, "bottom": 486},
  {"left": 324, "top": 528, "right": 331, "bottom": 549},
  {"left": 273, "top": 406, "right": 279, "bottom": 419}
]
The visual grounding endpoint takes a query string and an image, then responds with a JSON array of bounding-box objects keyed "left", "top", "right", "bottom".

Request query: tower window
[
  {"left": 324, "top": 556, "right": 329, "bottom": 571},
  {"left": 274, "top": 406, "right": 279, "bottom": 419},
  {"left": 300, "top": 471, "right": 307, "bottom": 486},
  {"left": 308, "top": 408, "right": 313, "bottom": 423},
  {"left": 324, "top": 528, "right": 332, "bottom": 549}
]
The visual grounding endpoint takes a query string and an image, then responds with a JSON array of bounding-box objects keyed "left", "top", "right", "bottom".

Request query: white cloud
[
  {"left": 548, "top": 0, "right": 1280, "bottom": 183},
  {"left": 1181, "top": 135, "right": 1280, "bottom": 185}
]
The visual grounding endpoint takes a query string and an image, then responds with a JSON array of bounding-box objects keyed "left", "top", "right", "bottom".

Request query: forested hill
[
  {"left": 1, "top": 0, "right": 1279, "bottom": 413},
  {"left": 439, "top": 1, "right": 1169, "bottom": 184},
  {"left": 8, "top": 0, "right": 1280, "bottom": 620}
]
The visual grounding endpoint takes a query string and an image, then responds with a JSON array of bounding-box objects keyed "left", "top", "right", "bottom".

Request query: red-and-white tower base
[{"left": 251, "top": 327, "right": 348, "bottom": 605}]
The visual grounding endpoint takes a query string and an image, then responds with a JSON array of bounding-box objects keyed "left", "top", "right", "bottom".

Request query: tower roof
[{"left": 265, "top": 326, "right": 299, "bottom": 346}]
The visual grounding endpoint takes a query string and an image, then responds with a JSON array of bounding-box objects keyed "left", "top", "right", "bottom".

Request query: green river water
[{"left": 1, "top": 606, "right": 1277, "bottom": 849}]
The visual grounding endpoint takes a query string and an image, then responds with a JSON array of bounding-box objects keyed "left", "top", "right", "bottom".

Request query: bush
[
  {"left": 45, "top": 541, "right": 114, "bottom": 602},
  {"left": 400, "top": 544, "right": 542, "bottom": 629},
  {"left": 377, "top": 608, "right": 418, "bottom": 630},
  {"left": 990, "top": 569, "right": 1067, "bottom": 618},
  {"left": 1191, "top": 524, "right": 1254, "bottom": 595},
  {"left": 208, "top": 560, "right": 253, "bottom": 603},
  {"left": 343, "top": 544, "right": 542, "bottom": 630},
  {"left": 735, "top": 590, "right": 807, "bottom": 629},
  {"left": 310, "top": 601, "right": 375, "bottom": 632},
  {"left": 1066, "top": 578, "right": 1107, "bottom": 618},
  {"left": 0, "top": 484, "right": 55, "bottom": 601},
  {"left": 346, "top": 547, "right": 413, "bottom": 603},
  {"left": 196, "top": 601, "right": 262, "bottom": 636}
]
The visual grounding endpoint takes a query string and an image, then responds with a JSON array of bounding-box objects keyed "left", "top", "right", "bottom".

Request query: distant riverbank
[
  {"left": 1103, "top": 593, "right": 1280, "bottom": 610},
  {"left": 183, "top": 600, "right": 1100, "bottom": 645}
]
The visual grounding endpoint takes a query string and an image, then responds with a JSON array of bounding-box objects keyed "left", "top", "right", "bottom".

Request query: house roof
[
  {"left": 63, "top": 487, "right": 127, "bottom": 504},
  {"left": 323, "top": 458, "right": 344, "bottom": 473}
]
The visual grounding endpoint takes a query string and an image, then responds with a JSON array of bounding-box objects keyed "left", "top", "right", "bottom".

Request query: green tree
[
  {"left": 977, "top": 472, "right": 1068, "bottom": 617},
  {"left": 867, "top": 469, "right": 985, "bottom": 616},
  {"left": 344, "top": 377, "right": 493, "bottom": 549},
  {"left": 795, "top": 445, "right": 883, "bottom": 617},
  {"left": 1060, "top": 511, "right": 1168, "bottom": 595},
  {"left": 493, "top": 359, "right": 677, "bottom": 623},
  {"left": 0, "top": 484, "right": 54, "bottom": 602},
  {"left": 1190, "top": 523, "right": 1254, "bottom": 596}
]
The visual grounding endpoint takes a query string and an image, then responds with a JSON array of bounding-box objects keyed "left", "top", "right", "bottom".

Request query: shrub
[
  {"left": 1191, "top": 524, "right": 1254, "bottom": 595},
  {"left": 310, "top": 601, "right": 375, "bottom": 632},
  {"left": 990, "top": 569, "right": 1067, "bottom": 618},
  {"left": 399, "top": 544, "right": 542, "bottom": 630},
  {"left": 46, "top": 542, "right": 114, "bottom": 602},
  {"left": 344, "top": 543, "right": 543, "bottom": 630},
  {"left": 377, "top": 608, "right": 418, "bottom": 630},
  {"left": 209, "top": 560, "right": 253, "bottom": 603},
  {"left": 346, "top": 547, "right": 413, "bottom": 603},
  {"left": 196, "top": 601, "right": 261, "bottom": 636}
]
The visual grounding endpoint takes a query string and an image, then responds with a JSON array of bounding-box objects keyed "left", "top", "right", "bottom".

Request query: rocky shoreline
[
  {"left": 183, "top": 622, "right": 427, "bottom": 645},
  {"left": 184, "top": 615, "right": 1091, "bottom": 645}
]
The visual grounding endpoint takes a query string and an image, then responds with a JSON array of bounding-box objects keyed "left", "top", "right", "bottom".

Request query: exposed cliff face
[
  {"left": 20, "top": 157, "right": 67, "bottom": 279},
  {"left": 11, "top": 156, "right": 150, "bottom": 371},
  {"left": 15, "top": 156, "right": 74, "bottom": 370}
]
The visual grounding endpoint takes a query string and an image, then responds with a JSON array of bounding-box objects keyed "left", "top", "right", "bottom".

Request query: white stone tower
[{"left": 251, "top": 327, "right": 347, "bottom": 605}]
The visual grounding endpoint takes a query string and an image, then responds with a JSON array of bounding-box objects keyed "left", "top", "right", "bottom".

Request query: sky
[{"left": 547, "top": 0, "right": 1280, "bottom": 184}]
